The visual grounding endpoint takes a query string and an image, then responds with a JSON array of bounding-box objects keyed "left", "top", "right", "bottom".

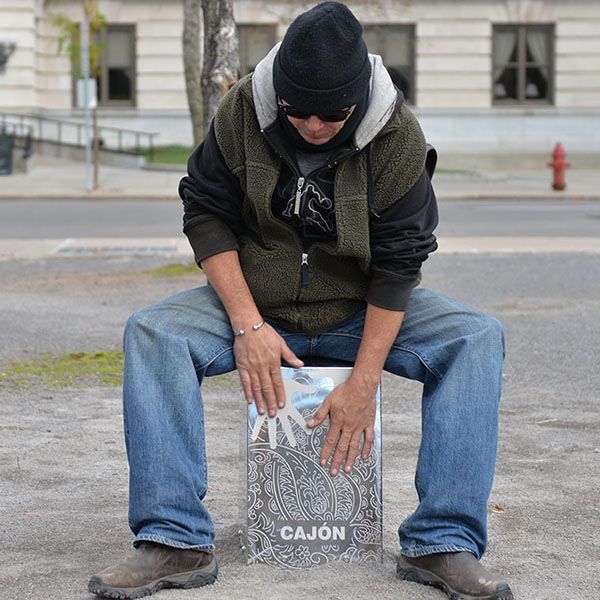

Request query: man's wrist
[
  {"left": 349, "top": 369, "right": 381, "bottom": 393},
  {"left": 231, "top": 311, "right": 264, "bottom": 333},
  {"left": 233, "top": 319, "right": 265, "bottom": 337}
]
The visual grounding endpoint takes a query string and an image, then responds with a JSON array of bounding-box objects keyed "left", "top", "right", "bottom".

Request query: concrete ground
[{"left": 1, "top": 250, "right": 599, "bottom": 600}]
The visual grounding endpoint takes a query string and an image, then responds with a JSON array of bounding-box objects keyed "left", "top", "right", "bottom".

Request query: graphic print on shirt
[{"left": 282, "top": 177, "right": 335, "bottom": 234}]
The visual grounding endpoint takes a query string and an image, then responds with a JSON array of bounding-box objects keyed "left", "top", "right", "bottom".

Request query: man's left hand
[{"left": 307, "top": 377, "right": 376, "bottom": 476}]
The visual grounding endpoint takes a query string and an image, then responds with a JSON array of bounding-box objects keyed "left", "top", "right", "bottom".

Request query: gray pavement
[
  {"left": 1, "top": 251, "right": 599, "bottom": 600},
  {"left": 1, "top": 154, "right": 599, "bottom": 261},
  {"left": 1, "top": 197, "right": 600, "bottom": 240},
  {"left": 1, "top": 155, "right": 599, "bottom": 598},
  {"left": 1, "top": 193, "right": 600, "bottom": 263},
  {"left": 0, "top": 199, "right": 182, "bottom": 239}
]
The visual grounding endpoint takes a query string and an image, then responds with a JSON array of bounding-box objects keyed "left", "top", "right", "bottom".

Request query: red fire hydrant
[{"left": 547, "top": 143, "right": 570, "bottom": 191}]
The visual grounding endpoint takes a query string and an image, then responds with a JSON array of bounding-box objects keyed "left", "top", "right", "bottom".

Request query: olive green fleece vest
[{"left": 213, "top": 74, "right": 426, "bottom": 334}]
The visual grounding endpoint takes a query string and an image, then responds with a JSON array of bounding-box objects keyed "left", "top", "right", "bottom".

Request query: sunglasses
[{"left": 277, "top": 99, "right": 354, "bottom": 123}]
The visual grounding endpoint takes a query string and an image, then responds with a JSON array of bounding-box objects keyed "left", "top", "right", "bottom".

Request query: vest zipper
[{"left": 301, "top": 251, "right": 309, "bottom": 286}]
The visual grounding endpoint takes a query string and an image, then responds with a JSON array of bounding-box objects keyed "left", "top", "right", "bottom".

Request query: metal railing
[{"left": 0, "top": 112, "right": 158, "bottom": 160}]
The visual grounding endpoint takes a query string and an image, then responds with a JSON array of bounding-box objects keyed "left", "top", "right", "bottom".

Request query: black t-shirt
[{"left": 271, "top": 158, "right": 338, "bottom": 247}]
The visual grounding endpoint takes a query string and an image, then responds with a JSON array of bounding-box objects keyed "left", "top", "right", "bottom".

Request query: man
[{"left": 88, "top": 3, "right": 512, "bottom": 600}]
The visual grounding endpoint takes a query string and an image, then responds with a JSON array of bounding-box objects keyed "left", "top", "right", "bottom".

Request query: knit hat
[{"left": 273, "top": 2, "right": 371, "bottom": 112}]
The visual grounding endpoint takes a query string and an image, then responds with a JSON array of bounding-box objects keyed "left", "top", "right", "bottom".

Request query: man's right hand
[
  {"left": 234, "top": 323, "right": 304, "bottom": 417},
  {"left": 199, "top": 251, "right": 304, "bottom": 416}
]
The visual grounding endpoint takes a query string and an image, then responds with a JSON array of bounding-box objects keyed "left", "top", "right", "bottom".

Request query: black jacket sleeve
[
  {"left": 179, "top": 120, "right": 246, "bottom": 265},
  {"left": 366, "top": 168, "right": 439, "bottom": 311}
]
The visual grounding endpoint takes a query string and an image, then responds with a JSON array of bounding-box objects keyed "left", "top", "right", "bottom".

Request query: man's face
[{"left": 280, "top": 100, "right": 356, "bottom": 145}]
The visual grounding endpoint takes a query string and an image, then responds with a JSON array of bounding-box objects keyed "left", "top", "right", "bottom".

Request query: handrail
[
  {"left": 0, "top": 111, "right": 158, "bottom": 159},
  {"left": 0, "top": 121, "right": 33, "bottom": 138},
  {"left": 0, "top": 111, "right": 160, "bottom": 137}
]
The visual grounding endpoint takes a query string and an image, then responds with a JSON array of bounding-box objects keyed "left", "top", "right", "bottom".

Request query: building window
[
  {"left": 238, "top": 24, "right": 277, "bottom": 76},
  {"left": 493, "top": 24, "right": 554, "bottom": 105},
  {"left": 95, "top": 25, "right": 136, "bottom": 106},
  {"left": 363, "top": 25, "right": 415, "bottom": 104},
  {"left": 72, "top": 24, "right": 136, "bottom": 107}
]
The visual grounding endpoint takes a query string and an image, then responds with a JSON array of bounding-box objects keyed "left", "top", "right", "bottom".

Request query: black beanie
[{"left": 273, "top": 1, "right": 371, "bottom": 112}]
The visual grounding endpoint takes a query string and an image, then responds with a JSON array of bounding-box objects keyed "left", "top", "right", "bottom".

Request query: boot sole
[
  {"left": 88, "top": 556, "right": 218, "bottom": 599},
  {"left": 397, "top": 558, "right": 513, "bottom": 600}
]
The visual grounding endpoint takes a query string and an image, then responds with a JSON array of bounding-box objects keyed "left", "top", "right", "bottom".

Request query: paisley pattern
[{"left": 246, "top": 367, "right": 382, "bottom": 569}]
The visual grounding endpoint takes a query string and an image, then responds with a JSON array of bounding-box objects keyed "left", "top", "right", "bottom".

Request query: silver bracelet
[{"left": 233, "top": 319, "right": 265, "bottom": 337}]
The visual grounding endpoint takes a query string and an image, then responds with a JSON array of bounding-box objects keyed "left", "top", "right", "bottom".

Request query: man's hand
[
  {"left": 307, "top": 376, "right": 377, "bottom": 476},
  {"left": 234, "top": 323, "right": 304, "bottom": 417}
]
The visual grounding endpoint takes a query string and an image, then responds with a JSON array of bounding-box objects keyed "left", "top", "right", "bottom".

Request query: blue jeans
[{"left": 122, "top": 285, "right": 504, "bottom": 559}]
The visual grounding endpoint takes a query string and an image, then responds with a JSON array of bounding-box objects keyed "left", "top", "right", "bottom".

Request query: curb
[
  {"left": 436, "top": 193, "right": 600, "bottom": 202},
  {"left": 2, "top": 237, "right": 600, "bottom": 262},
  {"left": 0, "top": 194, "right": 179, "bottom": 201}
]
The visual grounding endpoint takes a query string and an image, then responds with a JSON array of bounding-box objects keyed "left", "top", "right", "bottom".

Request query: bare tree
[
  {"left": 182, "top": 0, "right": 203, "bottom": 144},
  {"left": 201, "top": 0, "right": 239, "bottom": 136}
]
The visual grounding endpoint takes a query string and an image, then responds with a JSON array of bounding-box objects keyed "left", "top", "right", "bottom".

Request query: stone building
[{"left": 1, "top": 0, "right": 599, "bottom": 167}]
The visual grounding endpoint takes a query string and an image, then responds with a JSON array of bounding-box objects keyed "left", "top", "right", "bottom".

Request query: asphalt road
[
  {"left": 0, "top": 198, "right": 599, "bottom": 239},
  {"left": 1, "top": 251, "right": 599, "bottom": 599}
]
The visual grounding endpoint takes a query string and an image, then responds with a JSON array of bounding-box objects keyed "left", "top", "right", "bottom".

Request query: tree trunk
[
  {"left": 182, "top": 0, "right": 204, "bottom": 145},
  {"left": 201, "top": 0, "right": 239, "bottom": 136}
]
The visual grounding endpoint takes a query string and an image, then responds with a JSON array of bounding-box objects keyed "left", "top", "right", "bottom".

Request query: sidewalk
[
  {"left": 434, "top": 168, "right": 600, "bottom": 201},
  {"left": 0, "top": 155, "right": 183, "bottom": 201},
  {"left": 1, "top": 154, "right": 599, "bottom": 201}
]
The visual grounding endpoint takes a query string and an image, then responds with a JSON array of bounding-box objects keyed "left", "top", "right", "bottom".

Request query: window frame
[
  {"left": 71, "top": 23, "right": 137, "bottom": 108},
  {"left": 492, "top": 23, "right": 554, "bottom": 106},
  {"left": 362, "top": 23, "right": 416, "bottom": 105},
  {"left": 96, "top": 24, "right": 137, "bottom": 107}
]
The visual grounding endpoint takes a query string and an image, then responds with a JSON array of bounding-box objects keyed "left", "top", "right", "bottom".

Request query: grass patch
[
  {"left": 0, "top": 351, "right": 124, "bottom": 389},
  {"left": 145, "top": 263, "right": 200, "bottom": 277},
  {"left": 134, "top": 145, "right": 194, "bottom": 165},
  {"left": 435, "top": 168, "right": 476, "bottom": 175}
]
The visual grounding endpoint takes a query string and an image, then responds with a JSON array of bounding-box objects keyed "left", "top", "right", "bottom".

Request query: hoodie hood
[{"left": 252, "top": 42, "right": 401, "bottom": 151}]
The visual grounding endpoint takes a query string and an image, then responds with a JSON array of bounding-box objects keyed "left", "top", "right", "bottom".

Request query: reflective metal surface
[{"left": 246, "top": 366, "right": 382, "bottom": 568}]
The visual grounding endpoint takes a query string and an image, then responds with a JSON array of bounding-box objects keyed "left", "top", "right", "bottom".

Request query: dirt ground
[{"left": 1, "top": 253, "right": 599, "bottom": 599}]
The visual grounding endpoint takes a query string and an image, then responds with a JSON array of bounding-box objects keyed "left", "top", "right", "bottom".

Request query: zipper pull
[
  {"left": 294, "top": 177, "right": 305, "bottom": 216},
  {"left": 301, "top": 252, "right": 309, "bottom": 286}
]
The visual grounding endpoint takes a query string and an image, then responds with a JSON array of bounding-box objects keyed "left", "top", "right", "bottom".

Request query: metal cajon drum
[{"left": 243, "top": 362, "right": 382, "bottom": 568}]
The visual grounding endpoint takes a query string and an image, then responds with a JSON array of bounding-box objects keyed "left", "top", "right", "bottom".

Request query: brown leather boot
[
  {"left": 397, "top": 551, "right": 513, "bottom": 600},
  {"left": 88, "top": 541, "right": 217, "bottom": 599}
]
